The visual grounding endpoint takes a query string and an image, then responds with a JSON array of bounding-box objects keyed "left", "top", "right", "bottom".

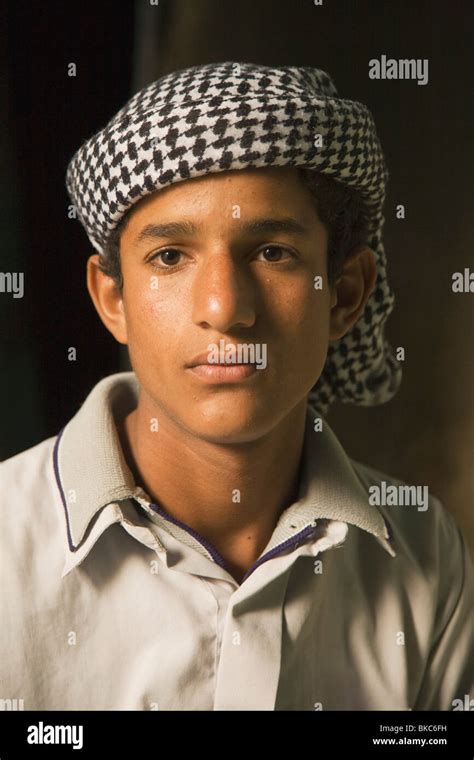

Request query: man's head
[
  {"left": 87, "top": 165, "right": 377, "bottom": 443},
  {"left": 67, "top": 60, "right": 402, "bottom": 416}
]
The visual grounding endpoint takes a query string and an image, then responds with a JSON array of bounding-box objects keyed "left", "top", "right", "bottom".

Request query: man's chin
[{"left": 179, "top": 400, "right": 278, "bottom": 444}]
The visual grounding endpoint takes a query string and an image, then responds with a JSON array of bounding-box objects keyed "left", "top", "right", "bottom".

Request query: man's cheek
[
  {"left": 140, "top": 286, "right": 185, "bottom": 322},
  {"left": 124, "top": 290, "right": 169, "bottom": 332}
]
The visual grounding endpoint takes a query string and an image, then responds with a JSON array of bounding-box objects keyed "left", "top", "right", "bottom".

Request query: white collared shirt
[{"left": 1, "top": 372, "right": 472, "bottom": 710}]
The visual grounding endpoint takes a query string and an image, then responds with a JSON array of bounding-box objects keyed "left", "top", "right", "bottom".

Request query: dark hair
[
  {"left": 98, "top": 168, "right": 370, "bottom": 291},
  {"left": 297, "top": 168, "right": 370, "bottom": 283}
]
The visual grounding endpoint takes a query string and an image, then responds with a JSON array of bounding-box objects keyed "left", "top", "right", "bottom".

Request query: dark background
[{"left": 2, "top": 0, "right": 473, "bottom": 553}]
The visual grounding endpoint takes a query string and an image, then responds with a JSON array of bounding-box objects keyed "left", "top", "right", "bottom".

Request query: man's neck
[{"left": 117, "top": 395, "right": 308, "bottom": 582}]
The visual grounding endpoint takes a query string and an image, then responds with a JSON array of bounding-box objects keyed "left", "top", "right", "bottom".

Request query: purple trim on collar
[
  {"left": 149, "top": 502, "right": 229, "bottom": 570},
  {"left": 149, "top": 500, "right": 319, "bottom": 582},
  {"left": 242, "top": 523, "right": 319, "bottom": 583},
  {"left": 52, "top": 426, "right": 77, "bottom": 553}
]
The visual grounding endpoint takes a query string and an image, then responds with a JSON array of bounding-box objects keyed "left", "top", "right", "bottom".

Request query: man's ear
[
  {"left": 86, "top": 254, "right": 128, "bottom": 345},
  {"left": 328, "top": 245, "right": 378, "bottom": 342}
]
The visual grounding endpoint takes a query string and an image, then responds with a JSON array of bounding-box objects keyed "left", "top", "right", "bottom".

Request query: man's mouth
[
  {"left": 186, "top": 362, "right": 258, "bottom": 384},
  {"left": 185, "top": 342, "right": 267, "bottom": 383}
]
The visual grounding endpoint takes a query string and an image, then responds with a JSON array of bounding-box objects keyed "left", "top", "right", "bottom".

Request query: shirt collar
[
  {"left": 53, "top": 371, "right": 395, "bottom": 559},
  {"left": 53, "top": 372, "right": 144, "bottom": 552}
]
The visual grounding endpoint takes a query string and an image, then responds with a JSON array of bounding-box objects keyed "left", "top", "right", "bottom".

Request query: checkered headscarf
[{"left": 66, "top": 61, "right": 402, "bottom": 414}]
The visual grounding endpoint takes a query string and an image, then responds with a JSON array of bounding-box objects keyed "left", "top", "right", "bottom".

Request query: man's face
[{"left": 109, "top": 166, "right": 336, "bottom": 442}]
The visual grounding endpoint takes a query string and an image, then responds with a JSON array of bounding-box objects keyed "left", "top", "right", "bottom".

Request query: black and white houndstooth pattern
[{"left": 66, "top": 60, "right": 402, "bottom": 414}]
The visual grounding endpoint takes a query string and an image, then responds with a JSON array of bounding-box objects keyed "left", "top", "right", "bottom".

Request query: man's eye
[
  {"left": 148, "top": 245, "right": 294, "bottom": 269},
  {"left": 150, "top": 249, "right": 183, "bottom": 267},
  {"left": 256, "top": 246, "right": 294, "bottom": 263}
]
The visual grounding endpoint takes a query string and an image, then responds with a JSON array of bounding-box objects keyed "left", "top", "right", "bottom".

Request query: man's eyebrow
[
  {"left": 240, "top": 217, "right": 310, "bottom": 236},
  {"left": 134, "top": 220, "right": 197, "bottom": 244},
  {"left": 133, "top": 217, "right": 310, "bottom": 245}
]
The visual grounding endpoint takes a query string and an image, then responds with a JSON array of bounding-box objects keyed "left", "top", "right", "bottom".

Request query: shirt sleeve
[{"left": 413, "top": 501, "right": 474, "bottom": 710}]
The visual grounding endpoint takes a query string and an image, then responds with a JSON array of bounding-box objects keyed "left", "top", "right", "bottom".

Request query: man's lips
[
  {"left": 185, "top": 347, "right": 257, "bottom": 382},
  {"left": 187, "top": 363, "right": 257, "bottom": 383},
  {"left": 185, "top": 350, "right": 239, "bottom": 368}
]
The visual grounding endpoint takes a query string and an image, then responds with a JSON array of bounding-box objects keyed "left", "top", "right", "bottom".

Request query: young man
[{"left": 1, "top": 62, "right": 473, "bottom": 711}]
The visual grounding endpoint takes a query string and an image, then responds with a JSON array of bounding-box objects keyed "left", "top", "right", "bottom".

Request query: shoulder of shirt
[
  {"left": 0, "top": 436, "right": 64, "bottom": 550},
  {"left": 1, "top": 434, "right": 57, "bottom": 485},
  {"left": 349, "top": 456, "right": 468, "bottom": 576}
]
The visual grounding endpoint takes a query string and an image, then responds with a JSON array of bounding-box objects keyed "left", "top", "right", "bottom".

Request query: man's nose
[{"left": 191, "top": 252, "right": 257, "bottom": 332}]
